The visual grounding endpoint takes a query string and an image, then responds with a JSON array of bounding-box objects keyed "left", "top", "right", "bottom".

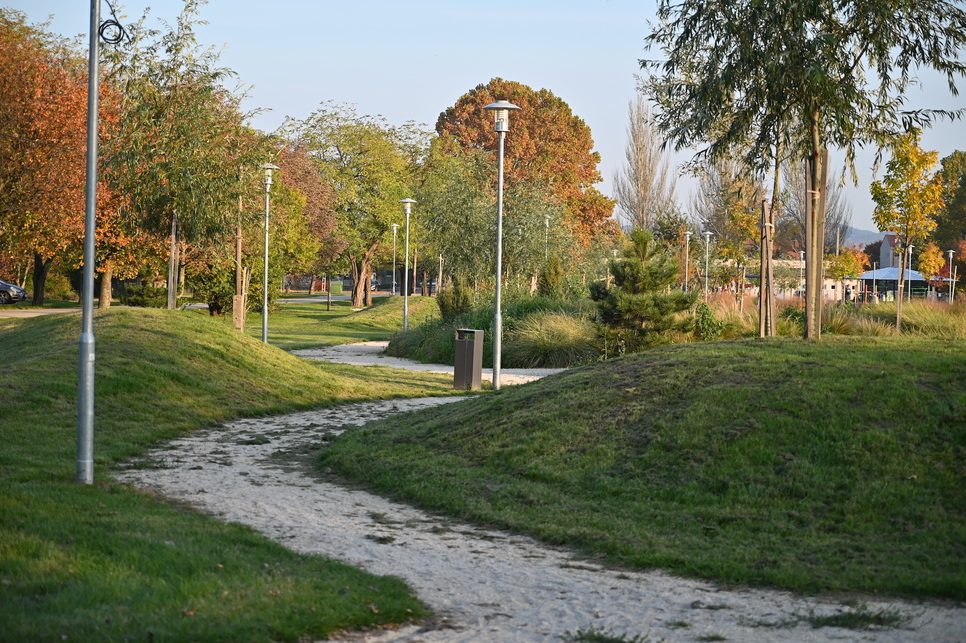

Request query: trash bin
[{"left": 454, "top": 329, "right": 484, "bottom": 391}]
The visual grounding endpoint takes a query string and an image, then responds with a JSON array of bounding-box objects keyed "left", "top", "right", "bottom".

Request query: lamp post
[
  {"left": 400, "top": 199, "right": 416, "bottom": 331},
  {"left": 948, "top": 250, "right": 956, "bottom": 303},
  {"left": 259, "top": 163, "right": 279, "bottom": 344},
  {"left": 483, "top": 100, "right": 520, "bottom": 391},
  {"left": 683, "top": 230, "right": 692, "bottom": 291},
  {"left": 703, "top": 231, "right": 712, "bottom": 298},
  {"left": 390, "top": 224, "right": 399, "bottom": 295},
  {"left": 907, "top": 244, "right": 914, "bottom": 303},
  {"left": 798, "top": 250, "right": 805, "bottom": 294},
  {"left": 545, "top": 215, "right": 551, "bottom": 261}
]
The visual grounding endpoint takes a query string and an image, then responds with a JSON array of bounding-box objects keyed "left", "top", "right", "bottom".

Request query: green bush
[
  {"left": 121, "top": 285, "right": 167, "bottom": 308},
  {"left": 436, "top": 275, "right": 473, "bottom": 321},
  {"left": 693, "top": 302, "right": 724, "bottom": 341}
]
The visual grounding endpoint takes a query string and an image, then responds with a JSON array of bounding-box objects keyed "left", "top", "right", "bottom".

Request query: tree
[
  {"left": 932, "top": 151, "right": 966, "bottom": 262},
  {"left": 102, "top": 0, "right": 262, "bottom": 309},
  {"left": 918, "top": 242, "right": 946, "bottom": 286},
  {"left": 643, "top": 0, "right": 966, "bottom": 338},
  {"left": 0, "top": 10, "right": 93, "bottom": 304},
  {"left": 871, "top": 129, "right": 944, "bottom": 328},
  {"left": 591, "top": 228, "right": 698, "bottom": 352},
  {"left": 825, "top": 247, "right": 868, "bottom": 301},
  {"left": 689, "top": 159, "right": 764, "bottom": 269},
  {"left": 436, "top": 78, "right": 615, "bottom": 243},
  {"left": 613, "top": 93, "right": 677, "bottom": 229},
  {"left": 293, "top": 103, "right": 415, "bottom": 307}
]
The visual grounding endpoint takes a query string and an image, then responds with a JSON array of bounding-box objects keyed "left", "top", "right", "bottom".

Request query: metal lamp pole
[
  {"left": 703, "top": 231, "right": 712, "bottom": 298},
  {"left": 545, "top": 215, "right": 551, "bottom": 261},
  {"left": 260, "top": 164, "right": 279, "bottom": 343},
  {"left": 391, "top": 223, "right": 399, "bottom": 295},
  {"left": 483, "top": 100, "right": 520, "bottom": 391},
  {"left": 906, "top": 244, "right": 914, "bottom": 303},
  {"left": 948, "top": 250, "right": 955, "bottom": 303},
  {"left": 683, "top": 230, "right": 692, "bottom": 291},
  {"left": 77, "top": 0, "right": 102, "bottom": 484},
  {"left": 400, "top": 199, "right": 416, "bottom": 331}
]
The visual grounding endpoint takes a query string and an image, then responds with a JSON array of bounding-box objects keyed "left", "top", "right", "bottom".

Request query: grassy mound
[
  {"left": 321, "top": 336, "right": 966, "bottom": 599},
  {"left": 0, "top": 308, "right": 455, "bottom": 641}
]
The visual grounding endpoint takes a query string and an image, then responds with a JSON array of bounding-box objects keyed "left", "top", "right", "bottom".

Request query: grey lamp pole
[
  {"left": 907, "top": 244, "right": 914, "bottom": 303},
  {"left": 259, "top": 164, "right": 279, "bottom": 343},
  {"left": 77, "top": 0, "right": 102, "bottom": 484},
  {"left": 391, "top": 223, "right": 399, "bottom": 295},
  {"left": 483, "top": 100, "right": 520, "bottom": 391},
  {"left": 948, "top": 250, "right": 955, "bottom": 302},
  {"left": 545, "top": 215, "right": 551, "bottom": 261},
  {"left": 400, "top": 199, "right": 416, "bottom": 331},
  {"left": 703, "top": 231, "right": 712, "bottom": 298},
  {"left": 683, "top": 230, "right": 692, "bottom": 291}
]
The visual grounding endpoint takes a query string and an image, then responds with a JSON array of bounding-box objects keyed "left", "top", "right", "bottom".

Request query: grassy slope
[
  {"left": 238, "top": 295, "right": 441, "bottom": 350},
  {"left": 0, "top": 307, "right": 455, "bottom": 642},
  {"left": 321, "top": 336, "right": 966, "bottom": 600}
]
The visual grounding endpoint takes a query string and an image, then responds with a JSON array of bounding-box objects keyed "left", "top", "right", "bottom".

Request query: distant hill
[{"left": 847, "top": 228, "right": 883, "bottom": 247}]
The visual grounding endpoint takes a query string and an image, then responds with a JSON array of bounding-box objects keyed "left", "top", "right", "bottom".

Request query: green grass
[
  {"left": 0, "top": 307, "right": 456, "bottom": 641},
  {"left": 232, "top": 295, "right": 440, "bottom": 350},
  {"left": 320, "top": 336, "right": 966, "bottom": 600}
]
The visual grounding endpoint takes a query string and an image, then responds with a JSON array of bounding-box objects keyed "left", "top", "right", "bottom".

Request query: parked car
[{"left": 0, "top": 279, "right": 28, "bottom": 304}]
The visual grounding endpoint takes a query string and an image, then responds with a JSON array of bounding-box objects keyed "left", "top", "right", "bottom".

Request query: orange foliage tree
[
  {"left": 436, "top": 78, "right": 615, "bottom": 244},
  {"left": 0, "top": 11, "right": 92, "bottom": 303}
]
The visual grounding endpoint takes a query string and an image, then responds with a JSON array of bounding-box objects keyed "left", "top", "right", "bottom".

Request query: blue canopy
[{"left": 859, "top": 267, "right": 926, "bottom": 281}]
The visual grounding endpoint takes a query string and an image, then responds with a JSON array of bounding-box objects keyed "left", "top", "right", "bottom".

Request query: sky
[{"left": 9, "top": 0, "right": 966, "bottom": 237}]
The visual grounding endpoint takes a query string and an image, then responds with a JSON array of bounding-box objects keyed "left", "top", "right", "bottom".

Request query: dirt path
[{"left": 114, "top": 396, "right": 965, "bottom": 643}]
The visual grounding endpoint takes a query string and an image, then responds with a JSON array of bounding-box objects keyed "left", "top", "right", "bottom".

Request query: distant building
[{"left": 880, "top": 233, "right": 900, "bottom": 268}]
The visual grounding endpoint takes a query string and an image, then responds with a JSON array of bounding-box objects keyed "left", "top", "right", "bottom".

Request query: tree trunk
[
  {"left": 31, "top": 252, "right": 54, "bottom": 306},
  {"left": 98, "top": 262, "right": 113, "bottom": 309},
  {"left": 804, "top": 116, "right": 828, "bottom": 340},
  {"left": 896, "top": 243, "right": 905, "bottom": 329},
  {"left": 350, "top": 259, "right": 365, "bottom": 307}
]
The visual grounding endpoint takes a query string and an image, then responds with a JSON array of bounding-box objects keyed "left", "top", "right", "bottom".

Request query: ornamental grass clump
[{"left": 503, "top": 310, "right": 599, "bottom": 368}]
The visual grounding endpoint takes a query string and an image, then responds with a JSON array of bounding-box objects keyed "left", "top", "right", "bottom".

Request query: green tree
[
  {"left": 932, "top": 151, "right": 966, "bottom": 263},
  {"left": 591, "top": 229, "right": 699, "bottom": 352},
  {"left": 643, "top": 0, "right": 966, "bottom": 338},
  {"left": 871, "top": 129, "right": 944, "bottom": 328},
  {"left": 102, "top": 0, "right": 263, "bottom": 309},
  {"left": 293, "top": 103, "right": 415, "bottom": 307}
]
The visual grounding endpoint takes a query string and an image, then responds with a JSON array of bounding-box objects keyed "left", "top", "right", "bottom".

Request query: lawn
[
  {"left": 321, "top": 336, "right": 966, "bottom": 600},
  {"left": 0, "top": 307, "right": 454, "bottom": 642}
]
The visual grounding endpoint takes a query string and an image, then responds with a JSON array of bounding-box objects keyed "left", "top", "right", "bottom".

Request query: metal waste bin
[{"left": 454, "top": 328, "right": 484, "bottom": 391}]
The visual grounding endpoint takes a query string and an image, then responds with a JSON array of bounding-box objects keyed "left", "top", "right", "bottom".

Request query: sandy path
[{"left": 114, "top": 396, "right": 966, "bottom": 643}]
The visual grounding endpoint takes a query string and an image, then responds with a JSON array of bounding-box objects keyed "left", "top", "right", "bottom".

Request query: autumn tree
[
  {"left": 689, "top": 159, "right": 764, "bottom": 271},
  {"left": 292, "top": 103, "right": 415, "bottom": 307},
  {"left": 643, "top": 0, "right": 966, "bottom": 338},
  {"left": 436, "top": 78, "right": 615, "bottom": 243},
  {"left": 918, "top": 242, "right": 947, "bottom": 288},
  {"left": 871, "top": 129, "right": 944, "bottom": 329},
  {"left": 613, "top": 93, "right": 677, "bottom": 230},
  {"left": 932, "top": 151, "right": 966, "bottom": 264},
  {"left": 0, "top": 10, "right": 92, "bottom": 304}
]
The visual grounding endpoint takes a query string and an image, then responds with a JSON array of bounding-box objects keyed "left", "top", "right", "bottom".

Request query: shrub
[
  {"left": 693, "top": 302, "right": 725, "bottom": 341},
  {"left": 436, "top": 275, "right": 473, "bottom": 322},
  {"left": 504, "top": 311, "right": 599, "bottom": 367},
  {"left": 121, "top": 285, "right": 167, "bottom": 308}
]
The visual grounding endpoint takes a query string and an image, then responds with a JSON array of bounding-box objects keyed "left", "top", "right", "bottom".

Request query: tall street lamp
[
  {"left": 703, "top": 231, "right": 713, "bottom": 298},
  {"left": 683, "top": 230, "right": 692, "bottom": 291},
  {"left": 259, "top": 163, "right": 279, "bottom": 344},
  {"left": 483, "top": 100, "right": 520, "bottom": 391},
  {"left": 545, "top": 214, "right": 551, "bottom": 261},
  {"left": 400, "top": 199, "right": 416, "bottom": 331},
  {"left": 907, "top": 244, "right": 915, "bottom": 303},
  {"left": 948, "top": 249, "right": 956, "bottom": 302},
  {"left": 391, "top": 223, "right": 399, "bottom": 295},
  {"left": 798, "top": 250, "right": 805, "bottom": 294}
]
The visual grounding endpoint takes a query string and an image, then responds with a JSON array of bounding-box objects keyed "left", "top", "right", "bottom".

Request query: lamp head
[
  {"left": 259, "top": 163, "right": 280, "bottom": 187},
  {"left": 399, "top": 198, "right": 416, "bottom": 215},
  {"left": 483, "top": 100, "right": 520, "bottom": 133}
]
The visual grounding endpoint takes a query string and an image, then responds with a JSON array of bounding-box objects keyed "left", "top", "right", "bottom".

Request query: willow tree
[
  {"left": 643, "top": 0, "right": 966, "bottom": 339},
  {"left": 102, "top": 0, "right": 263, "bottom": 309}
]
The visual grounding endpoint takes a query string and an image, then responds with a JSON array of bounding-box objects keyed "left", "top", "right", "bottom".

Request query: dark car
[{"left": 0, "top": 279, "right": 28, "bottom": 304}]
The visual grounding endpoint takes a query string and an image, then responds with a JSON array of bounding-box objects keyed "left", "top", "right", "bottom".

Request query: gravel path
[{"left": 112, "top": 344, "right": 965, "bottom": 642}]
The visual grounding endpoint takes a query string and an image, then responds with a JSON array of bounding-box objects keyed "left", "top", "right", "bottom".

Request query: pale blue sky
[{"left": 9, "top": 0, "right": 965, "bottom": 235}]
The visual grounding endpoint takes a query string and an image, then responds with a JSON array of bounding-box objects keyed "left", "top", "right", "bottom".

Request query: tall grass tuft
[{"left": 504, "top": 311, "right": 599, "bottom": 367}]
